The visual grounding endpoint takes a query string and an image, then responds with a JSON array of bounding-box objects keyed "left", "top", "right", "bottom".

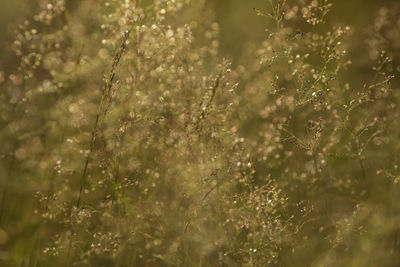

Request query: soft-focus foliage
[{"left": 0, "top": 0, "right": 399, "bottom": 266}]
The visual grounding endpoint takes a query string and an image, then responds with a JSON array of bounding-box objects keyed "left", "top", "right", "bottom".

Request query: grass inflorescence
[{"left": 0, "top": 0, "right": 399, "bottom": 266}]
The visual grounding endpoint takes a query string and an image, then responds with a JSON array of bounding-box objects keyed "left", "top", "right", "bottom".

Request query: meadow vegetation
[{"left": 0, "top": 0, "right": 399, "bottom": 266}]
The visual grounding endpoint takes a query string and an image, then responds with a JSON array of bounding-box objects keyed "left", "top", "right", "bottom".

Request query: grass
[{"left": 0, "top": 0, "right": 399, "bottom": 266}]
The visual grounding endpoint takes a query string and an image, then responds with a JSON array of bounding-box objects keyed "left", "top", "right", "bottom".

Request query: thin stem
[
  {"left": 67, "top": 30, "right": 130, "bottom": 259},
  {"left": 76, "top": 30, "right": 130, "bottom": 208}
]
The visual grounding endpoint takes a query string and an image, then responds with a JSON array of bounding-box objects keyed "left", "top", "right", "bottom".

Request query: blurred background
[
  {"left": 212, "top": 0, "right": 398, "bottom": 63},
  {"left": 1, "top": 0, "right": 399, "bottom": 66}
]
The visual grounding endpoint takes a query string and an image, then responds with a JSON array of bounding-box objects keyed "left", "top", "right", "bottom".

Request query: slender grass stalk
[{"left": 67, "top": 30, "right": 130, "bottom": 259}]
